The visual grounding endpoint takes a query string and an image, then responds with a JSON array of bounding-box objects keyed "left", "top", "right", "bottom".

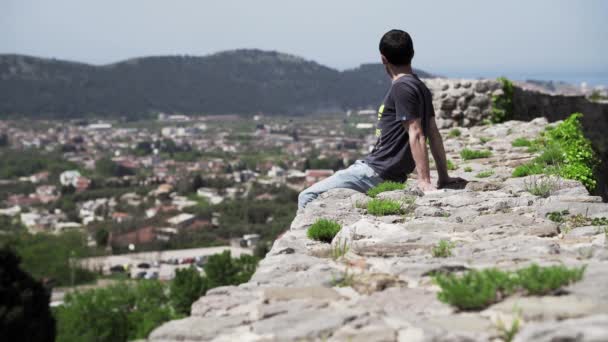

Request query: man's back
[
  {"left": 364, "top": 74, "right": 434, "bottom": 182},
  {"left": 298, "top": 29, "right": 461, "bottom": 209}
]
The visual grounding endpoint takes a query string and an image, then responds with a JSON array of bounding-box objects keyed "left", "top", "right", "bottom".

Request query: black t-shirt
[{"left": 364, "top": 74, "right": 434, "bottom": 182}]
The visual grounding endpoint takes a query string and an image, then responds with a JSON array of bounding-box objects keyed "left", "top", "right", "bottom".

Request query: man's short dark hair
[{"left": 379, "top": 29, "right": 414, "bottom": 66}]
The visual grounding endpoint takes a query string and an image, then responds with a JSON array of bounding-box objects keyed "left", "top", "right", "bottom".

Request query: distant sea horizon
[{"left": 439, "top": 70, "right": 608, "bottom": 88}]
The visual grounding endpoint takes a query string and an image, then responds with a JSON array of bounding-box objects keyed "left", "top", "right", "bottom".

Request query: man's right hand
[{"left": 417, "top": 180, "right": 437, "bottom": 192}]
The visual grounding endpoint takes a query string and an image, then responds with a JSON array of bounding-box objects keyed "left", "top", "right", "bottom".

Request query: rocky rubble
[{"left": 149, "top": 118, "right": 608, "bottom": 342}]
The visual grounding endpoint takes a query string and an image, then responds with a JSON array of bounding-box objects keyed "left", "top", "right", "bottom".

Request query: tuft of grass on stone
[
  {"left": 534, "top": 143, "right": 564, "bottom": 166},
  {"left": 367, "top": 198, "right": 403, "bottom": 216},
  {"left": 460, "top": 148, "right": 492, "bottom": 160},
  {"left": 307, "top": 219, "right": 342, "bottom": 243},
  {"left": 479, "top": 137, "right": 492, "bottom": 144},
  {"left": 448, "top": 129, "right": 462, "bottom": 138},
  {"left": 546, "top": 210, "right": 569, "bottom": 223},
  {"left": 568, "top": 214, "right": 588, "bottom": 228},
  {"left": 354, "top": 200, "right": 367, "bottom": 209},
  {"left": 331, "top": 268, "right": 355, "bottom": 287},
  {"left": 464, "top": 166, "right": 473, "bottom": 172},
  {"left": 512, "top": 162, "right": 545, "bottom": 177},
  {"left": 591, "top": 217, "right": 608, "bottom": 226},
  {"left": 496, "top": 313, "right": 521, "bottom": 342},
  {"left": 434, "top": 264, "right": 586, "bottom": 311},
  {"left": 515, "top": 264, "right": 586, "bottom": 296},
  {"left": 511, "top": 138, "right": 532, "bottom": 147},
  {"left": 432, "top": 240, "right": 455, "bottom": 258},
  {"left": 331, "top": 238, "right": 350, "bottom": 260},
  {"left": 447, "top": 159, "right": 457, "bottom": 171},
  {"left": 475, "top": 170, "right": 494, "bottom": 178},
  {"left": 435, "top": 268, "right": 516, "bottom": 311},
  {"left": 523, "top": 176, "right": 560, "bottom": 198},
  {"left": 511, "top": 143, "right": 559, "bottom": 177},
  {"left": 367, "top": 181, "right": 406, "bottom": 198},
  {"left": 400, "top": 196, "right": 417, "bottom": 217}
]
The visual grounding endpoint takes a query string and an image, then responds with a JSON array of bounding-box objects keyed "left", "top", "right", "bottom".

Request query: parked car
[
  {"left": 134, "top": 271, "right": 147, "bottom": 279},
  {"left": 180, "top": 257, "right": 195, "bottom": 264},
  {"left": 195, "top": 256, "right": 207, "bottom": 266},
  {"left": 110, "top": 265, "right": 126, "bottom": 273},
  {"left": 137, "top": 262, "right": 150, "bottom": 269},
  {"left": 166, "top": 258, "right": 179, "bottom": 265},
  {"left": 145, "top": 271, "right": 159, "bottom": 280}
]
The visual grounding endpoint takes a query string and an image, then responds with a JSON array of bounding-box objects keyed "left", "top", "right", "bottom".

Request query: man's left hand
[{"left": 437, "top": 176, "right": 467, "bottom": 189}]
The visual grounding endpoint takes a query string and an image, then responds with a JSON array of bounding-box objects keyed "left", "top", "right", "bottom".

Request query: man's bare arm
[
  {"left": 427, "top": 117, "right": 466, "bottom": 188},
  {"left": 427, "top": 117, "right": 449, "bottom": 182},
  {"left": 402, "top": 118, "right": 434, "bottom": 190}
]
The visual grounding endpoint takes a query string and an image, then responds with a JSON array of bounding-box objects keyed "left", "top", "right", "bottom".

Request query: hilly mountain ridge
[{"left": 0, "top": 50, "right": 433, "bottom": 119}]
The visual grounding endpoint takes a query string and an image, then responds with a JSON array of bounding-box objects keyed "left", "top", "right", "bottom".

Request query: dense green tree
[
  {"left": 60, "top": 144, "right": 77, "bottom": 153},
  {"left": 55, "top": 281, "right": 177, "bottom": 342},
  {"left": 94, "top": 228, "right": 109, "bottom": 247},
  {"left": 191, "top": 174, "right": 204, "bottom": 192},
  {"left": 305, "top": 155, "right": 345, "bottom": 171},
  {"left": 0, "top": 215, "right": 25, "bottom": 233},
  {"left": 170, "top": 267, "right": 207, "bottom": 315},
  {"left": 159, "top": 138, "right": 178, "bottom": 154},
  {"left": 0, "top": 149, "right": 78, "bottom": 179},
  {"left": 0, "top": 231, "right": 97, "bottom": 286},
  {"left": 253, "top": 242, "right": 270, "bottom": 259},
  {"left": 214, "top": 185, "right": 297, "bottom": 241},
  {"left": 0, "top": 247, "right": 56, "bottom": 342},
  {"left": 0, "top": 182, "right": 35, "bottom": 201},
  {"left": 95, "top": 157, "right": 133, "bottom": 177},
  {"left": 0, "top": 133, "right": 9, "bottom": 147},
  {"left": 177, "top": 174, "right": 205, "bottom": 195},
  {"left": 60, "top": 185, "right": 76, "bottom": 195},
  {"left": 53, "top": 196, "right": 79, "bottom": 222},
  {"left": 134, "top": 141, "right": 153, "bottom": 156},
  {"left": 203, "top": 251, "right": 258, "bottom": 289},
  {"left": 51, "top": 250, "right": 259, "bottom": 341}
]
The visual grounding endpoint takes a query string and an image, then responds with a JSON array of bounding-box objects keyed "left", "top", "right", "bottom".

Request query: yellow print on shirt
[
  {"left": 377, "top": 104, "right": 385, "bottom": 121},
  {"left": 376, "top": 105, "right": 384, "bottom": 136}
]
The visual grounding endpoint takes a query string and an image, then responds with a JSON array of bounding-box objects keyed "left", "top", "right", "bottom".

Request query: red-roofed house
[
  {"left": 110, "top": 226, "right": 157, "bottom": 247},
  {"left": 111, "top": 212, "right": 131, "bottom": 223},
  {"left": 75, "top": 176, "right": 91, "bottom": 192}
]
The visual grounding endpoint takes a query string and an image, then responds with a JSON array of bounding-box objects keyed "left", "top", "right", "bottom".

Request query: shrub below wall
[{"left": 512, "top": 113, "right": 599, "bottom": 191}]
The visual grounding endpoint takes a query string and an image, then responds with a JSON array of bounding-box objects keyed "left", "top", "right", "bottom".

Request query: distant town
[{"left": 0, "top": 110, "right": 378, "bottom": 282}]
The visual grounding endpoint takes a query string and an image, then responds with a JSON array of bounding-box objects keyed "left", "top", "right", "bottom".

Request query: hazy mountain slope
[{"left": 0, "top": 50, "right": 433, "bottom": 118}]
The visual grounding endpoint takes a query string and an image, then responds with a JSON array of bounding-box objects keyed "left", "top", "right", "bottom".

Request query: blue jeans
[{"left": 298, "top": 160, "right": 384, "bottom": 209}]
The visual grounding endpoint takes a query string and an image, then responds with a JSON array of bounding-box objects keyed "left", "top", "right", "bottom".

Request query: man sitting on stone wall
[{"left": 298, "top": 29, "right": 464, "bottom": 209}]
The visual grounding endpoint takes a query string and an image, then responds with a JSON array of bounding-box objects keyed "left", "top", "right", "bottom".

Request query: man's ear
[{"left": 381, "top": 55, "right": 388, "bottom": 65}]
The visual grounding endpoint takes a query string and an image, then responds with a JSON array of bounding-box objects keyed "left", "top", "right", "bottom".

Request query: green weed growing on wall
[{"left": 491, "top": 77, "right": 514, "bottom": 123}]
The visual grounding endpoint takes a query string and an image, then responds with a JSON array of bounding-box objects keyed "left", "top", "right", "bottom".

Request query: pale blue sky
[{"left": 1, "top": 0, "right": 607, "bottom": 76}]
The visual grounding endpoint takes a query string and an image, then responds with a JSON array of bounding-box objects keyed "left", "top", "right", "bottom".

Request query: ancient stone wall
[{"left": 422, "top": 78, "right": 501, "bottom": 129}]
